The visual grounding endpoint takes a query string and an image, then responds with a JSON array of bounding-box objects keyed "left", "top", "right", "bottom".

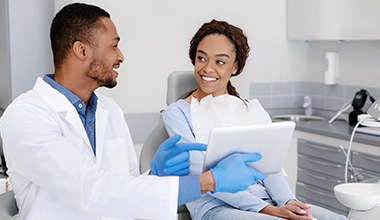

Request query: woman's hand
[{"left": 260, "top": 200, "right": 316, "bottom": 220}]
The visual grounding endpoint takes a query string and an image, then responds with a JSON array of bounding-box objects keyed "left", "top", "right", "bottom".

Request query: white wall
[
  {"left": 307, "top": 41, "right": 380, "bottom": 88},
  {"left": 68, "top": 0, "right": 308, "bottom": 114},
  {"left": 4, "top": 1, "right": 379, "bottom": 113}
]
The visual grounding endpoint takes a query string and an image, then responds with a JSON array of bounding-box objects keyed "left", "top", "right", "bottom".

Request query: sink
[
  {"left": 334, "top": 183, "right": 380, "bottom": 211},
  {"left": 272, "top": 114, "right": 325, "bottom": 122}
]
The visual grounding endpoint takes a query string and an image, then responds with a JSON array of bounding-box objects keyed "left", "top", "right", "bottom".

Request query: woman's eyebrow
[
  {"left": 197, "top": 49, "right": 230, "bottom": 58},
  {"left": 197, "top": 50, "right": 207, "bottom": 55}
]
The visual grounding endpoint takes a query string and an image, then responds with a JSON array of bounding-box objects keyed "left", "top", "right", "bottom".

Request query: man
[{"left": 0, "top": 3, "right": 263, "bottom": 220}]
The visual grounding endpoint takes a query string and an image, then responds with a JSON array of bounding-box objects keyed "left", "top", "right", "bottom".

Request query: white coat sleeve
[{"left": 0, "top": 98, "right": 178, "bottom": 219}]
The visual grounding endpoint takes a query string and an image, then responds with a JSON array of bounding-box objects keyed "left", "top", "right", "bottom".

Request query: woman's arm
[
  {"left": 162, "top": 100, "right": 195, "bottom": 143},
  {"left": 264, "top": 172, "right": 296, "bottom": 206}
]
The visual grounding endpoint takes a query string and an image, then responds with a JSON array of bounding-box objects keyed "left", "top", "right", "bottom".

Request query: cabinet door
[
  {"left": 352, "top": 151, "right": 380, "bottom": 175},
  {"left": 298, "top": 139, "right": 346, "bottom": 163},
  {"left": 296, "top": 182, "right": 348, "bottom": 215},
  {"left": 287, "top": 0, "right": 380, "bottom": 40},
  {"left": 298, "top": 154, "right": 346, "bottom": 180},
  {"left": 297, "top": 167, "right": 344, "bottom": 192}
]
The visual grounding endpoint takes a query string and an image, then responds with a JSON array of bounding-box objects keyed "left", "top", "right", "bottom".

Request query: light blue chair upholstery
[{"left": 139, "top": 71, "right": 197, "bottom": 220}]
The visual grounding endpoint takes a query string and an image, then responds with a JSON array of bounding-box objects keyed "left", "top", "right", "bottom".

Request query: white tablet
[{"left": 202, "top": 121, "right": 296, "bottom": 174}]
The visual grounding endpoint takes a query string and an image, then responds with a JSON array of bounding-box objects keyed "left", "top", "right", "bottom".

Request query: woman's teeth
[{"left": 202, "top": 76, "right": 217, "bottom": 82}]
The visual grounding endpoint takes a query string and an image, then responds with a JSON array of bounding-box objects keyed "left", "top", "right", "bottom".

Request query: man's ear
[{"left": 72, "top": 41, "right": 87, "bottom": 60}]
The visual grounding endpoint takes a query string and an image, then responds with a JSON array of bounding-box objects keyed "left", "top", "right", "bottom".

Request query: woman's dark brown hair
[{"left": 186, "top": 19, "right": 250, "bottom": 99}]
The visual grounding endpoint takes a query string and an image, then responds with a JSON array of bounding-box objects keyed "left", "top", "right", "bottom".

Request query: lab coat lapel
[
  {"left": 62, "top": 110, "right": 92, "bottom": 149},
  {"left": 33, "top": 78, "right": 93, "bottom": 152},
  {"left": 94, "top": 99, "right": 109, "bottom": 166}
]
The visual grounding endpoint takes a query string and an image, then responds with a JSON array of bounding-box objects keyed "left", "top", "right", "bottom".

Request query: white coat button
[{"left": 78, "top": 104, "right": 83, "bottom": 108}]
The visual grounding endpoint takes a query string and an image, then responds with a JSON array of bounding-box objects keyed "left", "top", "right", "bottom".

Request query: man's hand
[
  {"left": 210, "top": 152, "right": 265, "bottom": 193},
  {"left": 150, "top": 135, "right": 206, "bottom": 176}
]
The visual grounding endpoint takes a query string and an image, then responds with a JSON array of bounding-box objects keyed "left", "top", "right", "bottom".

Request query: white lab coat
[{"left": 0, "top": 78, "right": 178, "bottom": 220}]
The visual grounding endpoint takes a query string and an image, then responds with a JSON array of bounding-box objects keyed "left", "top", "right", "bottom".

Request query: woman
[{"left": 162, "top": 19, "right": 347, "bottom": 220}]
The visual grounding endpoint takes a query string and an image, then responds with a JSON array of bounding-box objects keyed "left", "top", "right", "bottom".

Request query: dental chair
[
  {"left": 0, "top": 138, "right": 18, "bottom": 220},
  {"left": 0, "top": 191, "right": 17, "bottom": 220},
  {"left": 139, "top": 70, "right": 197, "bottom": 220}
]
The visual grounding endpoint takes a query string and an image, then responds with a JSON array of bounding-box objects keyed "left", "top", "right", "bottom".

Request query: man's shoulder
[
  {"left": 96, "top": 93, "right": 118, "bottom": 107},
  {"left": 96, "top": 93, "right": 124, "bottom": 116}
]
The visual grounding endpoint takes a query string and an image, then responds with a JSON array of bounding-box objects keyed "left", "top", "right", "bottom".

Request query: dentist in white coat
[{"left": 0, "top": 3, "right": 265, "bottom": 220}]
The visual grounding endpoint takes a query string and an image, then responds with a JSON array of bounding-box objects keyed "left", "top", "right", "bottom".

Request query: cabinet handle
[
  {"left": 303, "top": 169, "right": 343, "bottom": 184},
  {"left": 306, "top": 143, "right": 341, "bottom": 153},
  {"left": 303, "top": 186, "right": 335, "bottom": 198},
  {"left": 359, "top": 154, "right": 380, "bottom": 163},
  {"left": 304, "top": 156, "right": 342, "bottom": 168}
]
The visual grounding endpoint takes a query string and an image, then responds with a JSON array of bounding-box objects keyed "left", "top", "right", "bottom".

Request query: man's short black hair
[{"left": 50, "top": 3, "right": 110, "bottom": 69}]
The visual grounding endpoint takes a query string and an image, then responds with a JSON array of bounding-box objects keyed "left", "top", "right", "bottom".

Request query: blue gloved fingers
[
  {"left": 150, "top": 135, "right": 182, "bottom": 176},
  {"left": 170, "top": 168, "right": 190, "bottom": 176},
  {"left": 164, "top": 162, "right": 190, "bottom": 175},
  {"left": 176, "top": 143, "right": 207, "bottom": 152},
  {"left": 240, "top": 152, "right": 262, "bottom": 163},
  {"left": 241, "top": 153, "right": 265, "bottom": 180},
  {"left": 150, "top": 161, "right": 158, "bottom": 175},
  {"left": 250, "top": 168, "right": 265, "bottom": 181},
  {"left": 160, "top": 134, "right": 181, "bottom": 150},
  {"left": 238, "top": 152, "right": 265, "bottom": 181},
  {"left": 165, "top": 143, "right": 206, "bottom": 166},
  {"left": 164, "top": 160, "right": 189, "bottom": 174},
  {"left": 166, "top": 151, "right": 189, "bottom": 167},
  {"left": 210, "top": 152, "right": 265, "bottom": 193}
]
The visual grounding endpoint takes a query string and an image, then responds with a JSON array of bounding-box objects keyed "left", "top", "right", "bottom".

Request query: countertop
[{"left": 281, "top": 118, "right": 380, "bottom": 147}]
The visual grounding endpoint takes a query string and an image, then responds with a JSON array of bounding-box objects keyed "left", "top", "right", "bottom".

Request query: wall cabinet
[{"left": 287, "top": 0, "right": 380, "bottom": 40}]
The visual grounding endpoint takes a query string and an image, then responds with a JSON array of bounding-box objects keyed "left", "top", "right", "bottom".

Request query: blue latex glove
[
  {"left": 210, "top": 152, "right": 265, "bottom": 193},
  {"left": 150, "top": 135, "right": 206, "bottom": 176}
]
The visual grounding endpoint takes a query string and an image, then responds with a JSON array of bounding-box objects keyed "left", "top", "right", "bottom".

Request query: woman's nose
[{"left": 202, "top": 61, "right": 215, "bottom": 73}]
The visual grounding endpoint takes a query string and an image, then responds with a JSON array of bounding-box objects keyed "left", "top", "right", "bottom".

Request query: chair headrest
[{"left": 166, "top": 71, "right": 198, "bottom": 105}]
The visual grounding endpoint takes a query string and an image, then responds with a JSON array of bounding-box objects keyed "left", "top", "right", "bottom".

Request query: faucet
[{"left": 303, "top": 95, "right": 312, "bottom": 116}]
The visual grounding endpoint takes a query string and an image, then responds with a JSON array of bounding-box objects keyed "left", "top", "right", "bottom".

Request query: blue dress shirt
[{"left": 43, "top": 74, "right": 97, "bottom": 155}]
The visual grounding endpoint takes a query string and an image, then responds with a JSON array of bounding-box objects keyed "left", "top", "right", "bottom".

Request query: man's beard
[{"left": 87, "top": 58, "right": 117, "bottom": 88}]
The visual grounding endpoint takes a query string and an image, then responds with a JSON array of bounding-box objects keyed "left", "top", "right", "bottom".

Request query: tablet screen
[{"left": 202, "top": 121, "right": 296, "bottom": 174}]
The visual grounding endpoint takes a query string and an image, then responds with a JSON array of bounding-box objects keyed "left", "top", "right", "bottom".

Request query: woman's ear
[
  {"left": 232, "top": 62, "right": 238, "bottom": 75},
  {"left": 72, "top": 41, "right": 87, "bottom": 60}
]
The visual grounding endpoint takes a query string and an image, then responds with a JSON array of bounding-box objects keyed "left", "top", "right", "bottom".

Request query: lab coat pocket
[{"left": 101, "top": 138, "right": 130, "bottom": 175}]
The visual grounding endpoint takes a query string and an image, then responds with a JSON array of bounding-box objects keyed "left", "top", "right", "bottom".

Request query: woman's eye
[
  {"left": 216, "top": 60, "right": 225, "bottom": 65},
  {"left": 197, "top": 56, "right": 206, "bottom": 62}
]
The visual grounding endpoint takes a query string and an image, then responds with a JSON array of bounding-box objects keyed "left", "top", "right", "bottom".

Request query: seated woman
[{"left": 162, "top": 19, "right": 347, "bottom": 220}]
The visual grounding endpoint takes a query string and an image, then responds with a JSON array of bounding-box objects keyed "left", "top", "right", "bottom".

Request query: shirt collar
[{"left": 43, "top": 74, "right": 98, "bottom": 112}]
